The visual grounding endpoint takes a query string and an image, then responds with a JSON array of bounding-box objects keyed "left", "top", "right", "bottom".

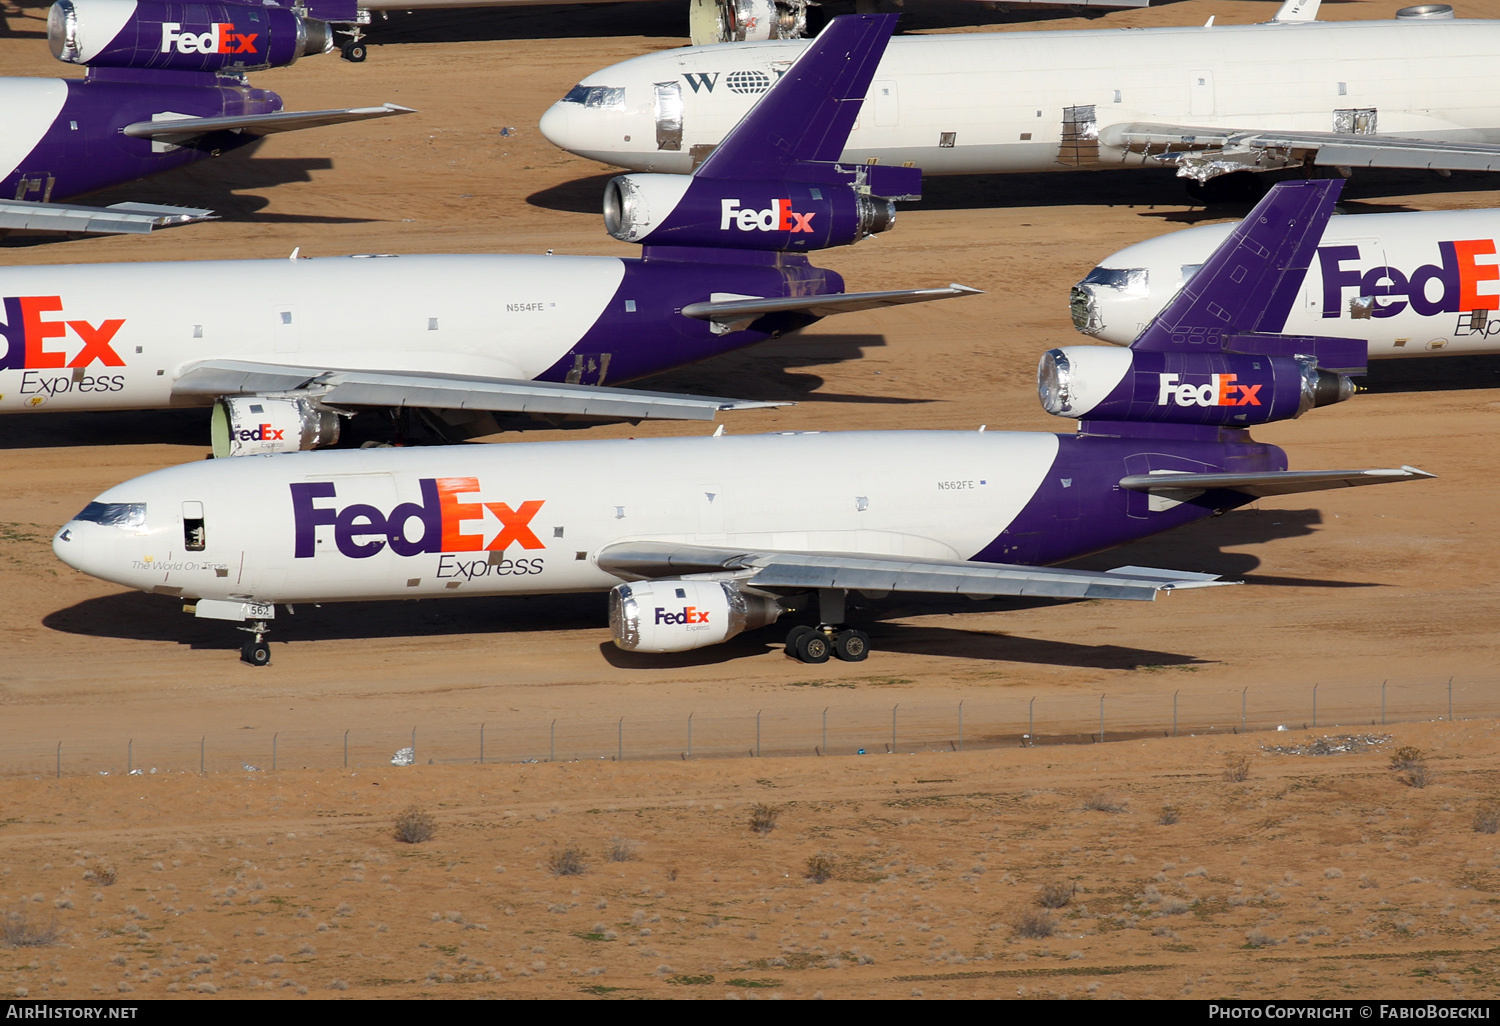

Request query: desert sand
[{"left": 1, "top": 0, "right": 1499, "bottom": 1000}]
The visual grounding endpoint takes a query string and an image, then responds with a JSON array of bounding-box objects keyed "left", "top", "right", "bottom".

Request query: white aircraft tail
[{"left": 1271, "top": 0, "right": 1321, "bottom": 23}]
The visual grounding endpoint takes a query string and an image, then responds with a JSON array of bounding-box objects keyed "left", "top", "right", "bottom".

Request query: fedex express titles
[{"left": 0, "top": 296, "right": 126, "bottom": 401}]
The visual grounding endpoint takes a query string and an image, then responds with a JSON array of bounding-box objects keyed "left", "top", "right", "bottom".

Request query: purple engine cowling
[
  {"left": 49, "top": 0, "right": 330, "bottom": 73},
  {"left": 603, "top": 173, "right": 896, "bottom": 252},
  {"left": 1037, "top": 346, "right": 1357, "bottom": 427}
]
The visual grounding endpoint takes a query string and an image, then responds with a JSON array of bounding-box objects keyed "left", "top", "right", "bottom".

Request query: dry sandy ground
[{"left": 2, "top": 0, "right": 1500, "bottom": 999}]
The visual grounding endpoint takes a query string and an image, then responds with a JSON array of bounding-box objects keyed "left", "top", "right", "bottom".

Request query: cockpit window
[
  {"left": 1080, "top": 266, "right": 1150, "bottom": 295},
  {"left": 72, "top": 501, "right": 145, "bottom": 528},
  {"left": 562, "top": 85, "right": 626, "bottom": 109}
]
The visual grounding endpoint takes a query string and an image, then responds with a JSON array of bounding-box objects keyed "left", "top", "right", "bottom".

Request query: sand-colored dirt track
[{"left": 2, "top": 0, "right": 1500, "bottom": 1000}]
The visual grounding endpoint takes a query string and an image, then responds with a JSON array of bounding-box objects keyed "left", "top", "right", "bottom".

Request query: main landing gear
[
  {"left": 783, "top": 588, "right": 870, "bottom": 663},
  {"left": 239, "top": 620, "right": 271, "bottom": 667}
]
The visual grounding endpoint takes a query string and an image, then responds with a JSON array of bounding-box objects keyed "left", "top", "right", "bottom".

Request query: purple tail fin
[
  {"left": 693, "top": 14, "right": 915, "bottom": 196},
  {"left": 1130, "top": 180, "right": 1364, "bottom": 371}
]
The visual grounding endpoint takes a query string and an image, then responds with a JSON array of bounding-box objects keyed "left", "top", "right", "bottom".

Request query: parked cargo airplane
[
  {"left": 1074, "top": 208, "right": 1500, "bottom": 359},
  {"left": 53, "top": 181, "right": 1431, "bottom": 666},
  {"left": 3, "top": 2, "right": 411, "bottom": 233},
  {"left": 541, "top": 1, "right": 1500, "bottom": 201},
  {"left": 0, "top": 15, "right": 971, "bottom": 448}
]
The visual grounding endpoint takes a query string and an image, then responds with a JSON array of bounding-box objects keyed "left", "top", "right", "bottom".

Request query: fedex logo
[
  {"left": 1156, "top": 373, "right": 1262, "bottom": 407},
  {"left": 0, "top": 296, "right": 125, "bottom": 371},
  {"left": 235, "top": 423, "right": 285, "bottom": 443},
  {"left": 292, "top": 477, "right": 545, "bottom": 560},
  {"left": 1318, "top": 239, "right": 1499, "bottom": 319},
  {"left": 159, "top": 22, "right": 259, "bottom": 55},
  {"left": 720, "top": 199, "right": 815, "bottom": 233},
  {"left": 654, "top": 606, "right": 710, "bottom": 626}
]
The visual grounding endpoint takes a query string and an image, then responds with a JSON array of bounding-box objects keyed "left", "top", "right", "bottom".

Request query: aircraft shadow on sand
[
  {"left": 0, "top": 408, "right": 212, "bottom": 450},
  {"left": 1361, "top": 354, "right": 1500, "bottom": 394},
  {"left": 44, "top": 590, "right": 611, "bottom": 650}
]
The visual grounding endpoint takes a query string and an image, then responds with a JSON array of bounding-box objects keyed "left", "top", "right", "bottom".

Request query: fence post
[
  {"left": 958, "top": 700, "right": 964, "bottom": 752},
  {"left": 479, "top": 724, "right": 484, "bottom": 766},
  {"left": 56, "top": 742, "right": 61, "bottom": 780},
  {"left": 272, "top": 732, "right": 278, "bottom": 772},
  {"left": 1381, "top": 680, "right": 1386, "bottom": 726},
  {"left": 550, "top": 719, "right": 556, "bottom": 763},
  {"left": 1028, "top": 697, "right": 1035, "bottom": 747},
  {"left": 1449, "top": 677, "right": 1454, "bottom": 721},
  {"left": 892, "top": 703, "right": 898, "bottom": 753},
  {"left": 1242, "top": 687, "right": 1247, "bottom": 735},
  {"left": 1098, "top": 694, "right": 1105, "bottom": 744},
  {"left": 618, "top": 718, "right": 623, "bottom": 763},
  {"left": 411, "top": 726, "right": 417, "bottom": 765},
  {"left": 128, "top": 738, "right": 132, "bottom": 775},
  {"left": 1312, "top": 683, "right": 1318, "bottom": 729},
  {"left": 687, "top": 712, "right": 693, "bottom": 758},
  {"left": 200, "top": 736, "right": 205, "bottom": 775},
  {"left": 344, "top": 729, "right": 350, "bottom": 769},
  {"left": 756, "top": 711, "right": 761, "bottom": 757}
]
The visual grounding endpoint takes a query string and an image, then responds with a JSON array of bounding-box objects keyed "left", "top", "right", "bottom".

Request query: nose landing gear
[{"left": 239, "top": 620, "right": 271, "bottom": 666}]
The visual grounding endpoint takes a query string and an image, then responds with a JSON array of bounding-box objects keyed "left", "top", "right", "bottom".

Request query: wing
[
  {"left": 123, "top": 104, "right": 414, "bottom": 141},
  {"left": 680, "top": 284, "right": 981, "bottom": 333},
  {"left": 0, "top": 199, "right": 213, "bottom": 234},
  {"left": 1101, "top": 121, "right": 1500, "bottom": 177},
  {"left": 596, "top": 541, "right": 1229, "bottom": 601},
  {"left": 171, "top": 359, "right": 785, "bottom": 422},
  {"left": 1119, "top": 466, "right": 1435, "bottom": 498}
]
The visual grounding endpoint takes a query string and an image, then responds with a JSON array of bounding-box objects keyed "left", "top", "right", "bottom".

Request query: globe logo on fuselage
[{"left": 726, "top": 70, "right": 771, "bottom": 94}]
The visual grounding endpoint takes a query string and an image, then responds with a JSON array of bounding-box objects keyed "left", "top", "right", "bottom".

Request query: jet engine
[
  {"left": 49, "top": 0, "right": 331, "bottom": 73},
  {"left": 1038, "top": 346, "right": 1357, "bottom": 427},
  {"left": 608, "top": 578, "right": 783, "bottom": 653},
  {"left": 603, "top": 173, "right": 905, "bottom": 251},
  {"left": 211, "top": 395, "right": 341, "bottom": 458}
]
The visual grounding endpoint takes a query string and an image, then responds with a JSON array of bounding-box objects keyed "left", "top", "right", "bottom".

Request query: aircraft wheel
[
  {"left": 785, "top": 624, "right": 815, "bottom": 653},
  {"left": 833, "top": 629, "right": 869, "bottom": 662},
  {"left": 241, "top": 639, "right": 271, "bottom": 667},
  {"left": 794, "top": 630, "right": 831, "bottom": 664},
  {"left": 341, "top": 40, "right": 368, "bottom": 62}
]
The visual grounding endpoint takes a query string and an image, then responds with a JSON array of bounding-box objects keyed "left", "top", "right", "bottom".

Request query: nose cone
[
  {"left": 539, "top": 101, "right": 572, "bottom": 152},
  {"left": 52, "top": 521, "right": 91, "bottom": 575}
]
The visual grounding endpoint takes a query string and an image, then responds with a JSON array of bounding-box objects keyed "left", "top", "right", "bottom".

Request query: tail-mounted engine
[
  {"left": 49, "top": 0, "right": 331, "bottom": 73},
  {"left": 609, "top": 578, "right": 783, "bottom": 653},
  {"left": 603, "top": 166, "right": 919, "bottom": 251},
  {"left": 1038, "top": 346, "right": 1357, "bottom": 427},
  {"left": 211, "top": 394, "right": 342, "bottom": 458}
]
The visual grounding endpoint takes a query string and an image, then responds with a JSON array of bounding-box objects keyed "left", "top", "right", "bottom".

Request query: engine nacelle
[
  {"left": 49, "top": 0, "right": 330, "bottom": 73},
  {"left": 1038, "top": 346, "right": 1357, "bottom": 426},
  {"left": 609, "top": 578, "right": 783, "bottom": 653},
  {"left": 211, "top": 395, "right": 341, "bottom": 458},
  {"left": 603, "top": 174, "right": 896, "bottom": 251}
]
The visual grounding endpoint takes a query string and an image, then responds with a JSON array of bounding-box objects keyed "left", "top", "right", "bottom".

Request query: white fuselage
[
  {"left": 540, "top": 18, "right": 1500, "bottom": 175},
  {"left": 0, "top": 253, "right": 622, "bottom": 412},
  {"left": 1075, "top": 209, "right": 1500, "bottom": 356},
  {"left": 52, "top": 431, "right": 1059, "bottom": 604}
]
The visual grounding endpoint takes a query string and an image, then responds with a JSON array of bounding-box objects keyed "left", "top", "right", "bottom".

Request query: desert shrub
[
  {"left": 806, "top": 854, "right": 835, "bottom": 884},
  {"left": 749, "top": 803, "right": 780, "bottom": 836},
  {"left": 1474, "top": 803, "right": 1500, "bottom": 835},
  {"left": 393, "top": 806, "right": 436, "bottom": 844},
  {"left": 83, "top": 864, "right": 117, "bottom": 886},
  {"left": 1082, "top": 792, "right": 1126, "bottom": 813},
  {"left": 606, "top": 838, "right": 637, "bottom": 863},
  {"left": 548, "top": 845, "right": 588, "bottom": 877},
  {"left": 1223, "top": 754, "right": 1252, "bottom": 782},
  {"left": 1158, "top": 804, "right": 1181, "bottom": 825},
  {"left": 1389, "top": 746, "right": 1430, "bottom": 788},
  {"left": 1013, "top": 910, "right": 1057, "bottom": 940},
  {"left": 1037, "top": 881, "right": 1076, "bottom": 909},
  {"left": 1, "top": 908, "right": 60, "bottom": 948}
]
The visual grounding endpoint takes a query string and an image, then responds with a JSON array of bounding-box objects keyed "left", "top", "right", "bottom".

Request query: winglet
[
  {"left": 693, "top": 14, "right": 906, "bottom": 192},
  {"left": 1130, "top": 180, "right": 1352, "bottom": 359}
]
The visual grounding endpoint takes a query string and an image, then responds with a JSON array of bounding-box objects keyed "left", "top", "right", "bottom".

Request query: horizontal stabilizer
[
  {"left": 1119, "top": 466, "right": 1435, "bottom": 498},
  {"left": 680, "top": 284, "right": 981, "bottom": 328},
  {"left": 597, "top": 542, "right": 1231, "bottom": 602},
  {"left": 172, "top": 359, "right": 786, "bottom": 422},
  {"left": 0, "top": 198, "right": 213, "bottom": 234},
  {"left": 123, "top": 103, "right": 414, "bottom": 140}
]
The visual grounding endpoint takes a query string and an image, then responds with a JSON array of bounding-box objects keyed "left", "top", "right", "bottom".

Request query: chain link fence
[{"left": 4, "top": 676, "right": 1491, "bottom": 779}]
